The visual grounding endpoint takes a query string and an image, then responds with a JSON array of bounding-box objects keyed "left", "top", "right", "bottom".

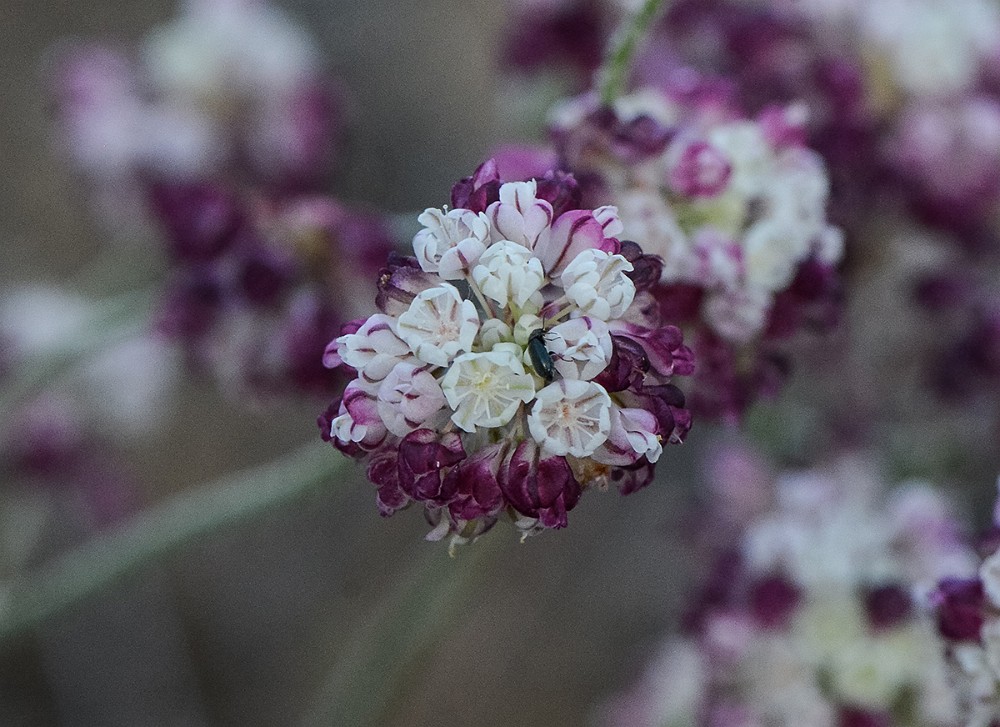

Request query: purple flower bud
[
  {"left": 593, "top": 335, "right": 649, "bottom": 393},
  {"left": 611, "top": 323, "right": 694, "bottom": 378},
  {"left": 838, "top": 707, "right": 893, "bottom": 727},
  {"left": 932, "top": 577, "right": 986, "bottom": 641},
  {"left": 451, "top": 158, "right": 502, "bottom": 213},
  {"left": 147, "top": 182, "right": 243, "bottom": 263},
  {"left": 376, "top": 253, "right": 439, "bottom": 316},
  {"left": 618, "top": 240, "right": 664, "bottom": 292},
  {"left": 156, "top": 271, "right": 223, "bottom": 341},
  {"left": 666, "top": 139, "right": 731, "bottom": 198},
  {"left": 445, "top": 443, "right": 508, "bottom": 521},
  {"left": 367, "top": 446, "right": 409, "bottom": 517},
  {"left": 757, "top": 104, "right": 808, "bottom": 150},
  {"left": 4, "top": 398, "right": 84, "bottom": 477},
  {"left": 500, "top": 440, "right": 581, "bottom": 529},
  {"left": 500, "top": 0, "right": 606, "bottom": 78},
  {"left": 235, "top": 243, "right": 296, "bottom": 307},
  {"left": 863, "top": 583, "right": 913, "bottom": 630},
  {"left": 748, "top": 575, "right": 800, "bottom": 628},
  {"left": 612, "top": 459, "right": 656, "bottom": 495},
  {"left": 533, "top": 170, "right": 582, "bottom": 218},
  {"left": 397, "top": 429, "right": 466, "bottom": 506}
]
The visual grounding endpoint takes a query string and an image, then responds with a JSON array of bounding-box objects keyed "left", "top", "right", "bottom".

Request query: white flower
[
  {"left": 982, "top": 552, "right": 1000, "bottom": 608},
  {"left": 412, "top": 207, "right": 490, "bottom": 279},
  {"left": 528, "top": 379, "right": 612, "bottom": 457},
  {"left": 440, "top": 347, "right": 536, "bottom": 432},
  {"left": 485, "top": 180, "right": 553, "bottom": 249},
  {"left": 396, "top": 285, "right": 480, "bottom": 367},
  {"left": 615, "top": 189, "right": 689, "bottom": 280},
  {"left": 471, "top": 240, "right": 545, "bottom": 309},
  {"left": 592, "top": 205, "right": 624, "bottom": 237},
  {"left": 743, "top": 218, "right": 809, "bottom": 292},
  {"left": 560, "top": 249, "right": 636, "bottom": 321},
  {"left": 376, "top": 362, "right": 447, "bottom": 437},
  {"left": 545, "top": 317, "right": 613, "bottom": 381},
  {"left": 478, "top": 318, "right": 513, "bottom": 350},
  {"left": 594, "top": 405, "right": 663, "bottom": 466},
  {"left": 336, "top": 314, "right": 413, "bottom": 385},
  {"left": 703, "top": 287, "right": 772, "bottom": 343}
]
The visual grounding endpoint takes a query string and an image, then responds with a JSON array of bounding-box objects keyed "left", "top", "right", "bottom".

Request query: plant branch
[
  {"left": 597, "top": 0, "right": 668, "bottom": 106},
  {"left": 0, "top": 442, "right": 344, "bottom": 642}
]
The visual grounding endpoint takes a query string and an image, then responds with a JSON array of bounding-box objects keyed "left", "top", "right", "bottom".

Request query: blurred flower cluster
[{"left": 607, "top": 448, "right": 977, "bottom": 727}]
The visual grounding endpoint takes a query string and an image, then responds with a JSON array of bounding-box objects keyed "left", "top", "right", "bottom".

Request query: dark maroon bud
[
  {"left": 397, "top": 429, "right": 466, "bottom": 505},
  {"left": 838, "top": 706, "right": 893, "bottom": 727},
  {"left": 367, "top": 447, "right": 409, "bottom": 517},
  {"left": 612, "top": 459, "right": 656, "bottom": 495},
  {"left": 533, "top": 170, "right": 583, "bottom": 218},
  {"left": 147, "top": 181, "right": 243, "bottom": 262},
  {"left": 500, "top": 2, "right": 605, "bottom": 77},
  {"left": 376, "top": 253, "right": 439, "bottom": 315},
  {"left": 236, "top": 244, "right": 296, "bottom": 307},
  {"left": 933, "top": 577, "right": 986, "bottom": 641},
  {"left": 284, "top": 296, "right": 344, "bottom": 395},
  {"left": 613, "top": 115, "right": 672, "bottom": 160},
  {"left": 749, "top": 575, "right": 801, "bottom": 628},
  {"left": 445, "top": 444, "right": 507, "bottom": 521},
  {"left": 618, "top": 240, "right": 664, "bottom": 292},
  {"left": 451, "top": 159, "right": 502, "bottom": 213},
  {"left": 863, "top": 583, "right": 913, "bottom": 630},
  {"left": 593, "top": 335, "right": 649, "bottom": 393},
  {"left": 157, "top": 271, "right": 224, "bottom": 341},
  {"left": 499, "top": 440, "right": 580, "bottom": 529}
]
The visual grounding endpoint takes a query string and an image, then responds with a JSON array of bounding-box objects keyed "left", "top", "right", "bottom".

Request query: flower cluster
[
  {"left": 51, "top": 0, "right": 340, "bottom": 206},
  {"left": 319, "top": 161, "right": 693, "bottom": 546},
  {"left": 550, "top": 87, "right": 843, "bottom": 420},
  {"left": 932, "top": 481, "right": 1000, "bottom": 727},
  {"left": 153, "top": 182, "right": 393, "bottom": 399},
  {"left": 606, "top": 452, "right": 977, "bottom": 727}
]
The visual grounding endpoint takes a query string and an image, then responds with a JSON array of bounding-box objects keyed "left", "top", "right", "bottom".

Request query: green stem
[
  {"left": 303, "top": 537, "right": 498, "bottom": 726},
  {"left": 597, "top": 0, "right": 669, "bottom": 106},
  {"left": 0, "top": 442, "right": 345, "bottom": 642}
]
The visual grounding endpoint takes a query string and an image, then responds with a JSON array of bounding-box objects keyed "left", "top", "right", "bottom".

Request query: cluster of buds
[
  {"left": 932, "top": 482, "right": 1000, "bottom": 727},
  {"left": 50, "top": 0, "right": 340, "bottom": 219},
  {"left": 319, "top": 161, "right": 693, "bottom": 546},
  {"left": 550, "top": 87, "right": 843, "bottom": 420},
  {"left": 153, "top": 182, "right": 393, "bottom": 398},
  {"left": 606, "top": 453, "right": 977, "bottom": 727}
]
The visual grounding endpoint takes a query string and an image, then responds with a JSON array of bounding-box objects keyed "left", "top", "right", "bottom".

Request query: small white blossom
[
  {"left": 615, "top": 189, "right": 689, "bottom": 280},
  {"left": 478, "top": 318, "right": 513, "bottom": 350},
  {"left": 471, "top": 240, "right": 545, "bottom": 309},
  {"left": 396, "top": 285, "right": 480, "bottom": 367},
  {"left": 545, "top": 317, "right": 613, "bottom": 381},
  {"left": 440, "top": 347, "right": 536, "bottom": 432},
  {"left": 560, "top": 249, "right": 636, "bottom": 321},
  {"left": 376, "top": 362, "right": 447, "bottom": 437},
  {"left": 412, "top": 207, "right": 490, "bottom": 279},
  {"left": 703, "top": 288, "right": 772, "bottom": 343},
  {"left": 743, "top": 218, "right": 810, "bottom": 292},
  {"left": 528, "top": 379, "right": 612, "bottom": 457},
  {"left": 336, "top": 314, "right": 413, "bottom": 385},
  {"left": 486, "top": 180, "right": 553, "bottom": 249}
]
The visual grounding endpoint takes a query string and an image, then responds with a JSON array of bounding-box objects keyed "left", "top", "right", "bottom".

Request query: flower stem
[
  {"left": 597, "top": 0, "right": 668, "bottom": 106},
  {"left": 0, "top": 442, "right": 345, "bottom": 643},
  {"left": 303, "top": 536, "right": 500, "bottom": 726}
]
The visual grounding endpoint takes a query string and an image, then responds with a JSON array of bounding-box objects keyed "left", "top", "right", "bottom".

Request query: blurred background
[{"left": 0, "top": 2, "right": 711, "bottom": 725}]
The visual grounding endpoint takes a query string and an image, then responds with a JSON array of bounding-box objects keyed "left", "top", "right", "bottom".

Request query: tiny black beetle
[{"left": 527, "top": 328, "right": 557, "bottom": 382}]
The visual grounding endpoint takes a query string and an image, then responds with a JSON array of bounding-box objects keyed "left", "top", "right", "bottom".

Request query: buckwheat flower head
[
  {"left": 551, "top": 85, "right": 843, "bottom": 421},
  {"left": 606, "top": 453, "right": 977, "bottom": 727},
  {"left": 319, "top": 162, "right": 694, "bottom": 547},
  {"left": 931, "top": 476, "right": 1000, "bottom": 727}
]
